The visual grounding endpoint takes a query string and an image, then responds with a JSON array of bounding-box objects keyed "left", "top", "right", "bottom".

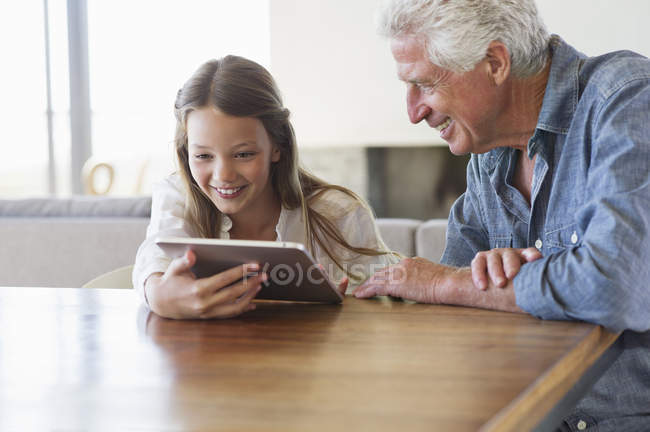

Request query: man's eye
[{"left": 418, "top": 84, "right": 435, "bottom": 94}]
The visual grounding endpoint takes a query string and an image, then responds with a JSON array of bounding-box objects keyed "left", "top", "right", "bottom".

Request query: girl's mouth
[{"left": 214, "top": 185, "right": 247, "bottom": 199}]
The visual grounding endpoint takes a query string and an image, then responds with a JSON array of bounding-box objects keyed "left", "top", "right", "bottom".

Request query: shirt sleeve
[
  {"left": 514, "top": 80, "right": 650, "bottom": 332},
  {"left": 440, "top": 155, "right": 490, "bottom": 267},
  {"left": 132, "top": 175, "right": 193, "bottom": 306},
  {"left": 314, "top": 193, "right": 400, "bottom": 292}
]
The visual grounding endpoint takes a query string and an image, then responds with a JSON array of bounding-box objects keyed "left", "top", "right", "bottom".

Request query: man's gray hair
[{"left": 378, "top": 0, "right": 550, "bottom": 77}]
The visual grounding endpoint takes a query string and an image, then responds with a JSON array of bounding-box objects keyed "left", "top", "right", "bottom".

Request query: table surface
[{"left": 0, "top": 286, "right": 618, "bottom": 431}]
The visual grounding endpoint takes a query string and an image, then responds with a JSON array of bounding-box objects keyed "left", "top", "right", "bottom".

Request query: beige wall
[
  {"left": 269, "top": 0, "right": 439, "bottom": 148},
  {"left": 269, "top": 0, "right": 650, "bottom": 148},
  {"left": 536, "top": 0, "right": 650, "bottom": 58}
]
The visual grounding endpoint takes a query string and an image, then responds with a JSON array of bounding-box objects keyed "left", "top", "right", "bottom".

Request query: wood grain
[{"left": 0, "top": 287, "right": 617, "bottom": 431}]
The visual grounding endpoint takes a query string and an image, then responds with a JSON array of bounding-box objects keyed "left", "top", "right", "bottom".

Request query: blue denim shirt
[{"left": 441, "top": 36, "right": 650, "bottom": 431}]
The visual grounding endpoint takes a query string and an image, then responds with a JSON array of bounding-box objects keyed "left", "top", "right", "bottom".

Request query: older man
[{"left": 354, "top": 0, "right": 650, "bottom": 430}]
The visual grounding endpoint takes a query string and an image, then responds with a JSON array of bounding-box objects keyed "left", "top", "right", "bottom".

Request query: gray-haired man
[{"left": 354, "top": 1, "right": 650, "bottom": 430}]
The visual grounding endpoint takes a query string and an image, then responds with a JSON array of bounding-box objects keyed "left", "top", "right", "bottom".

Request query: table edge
[{"left": 480, "top": 325, "right": 620, "bottom": 432}]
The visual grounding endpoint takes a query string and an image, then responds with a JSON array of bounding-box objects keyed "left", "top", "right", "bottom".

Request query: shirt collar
[
  {"left": 480, "top": 35, "right": 585, "bottom": 172},
  {"left": 274, "top": 205, "right": 290, "bottom": 240},
  {"left": 535, "top": 35, "right": 584, "bottom": 136},
  {"left": 219, "top": 206, "right": 290, "bottom": 241}
]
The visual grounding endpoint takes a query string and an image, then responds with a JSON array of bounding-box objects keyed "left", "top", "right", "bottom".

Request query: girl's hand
[
  {"left": 145, "top": 249, "right": 266, "bottom": 319},
  {"left": 471, "top": 247, "right": 542, "bottom": 290},
  {"left": 335, "top": 276, "right": 349, "bottom": 296},
  {"left": 317, "top": 264, "right": 348, "bottom": 297}
]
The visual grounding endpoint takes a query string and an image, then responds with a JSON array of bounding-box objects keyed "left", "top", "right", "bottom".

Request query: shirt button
[
  {"left": 535, "top": 239, "right": 543, "bottom": 249},
  {"left": 577, "top": 419, "right": 587, "bottom": 430},
  {"left": 571, "top": 231, "right": 578, "bottom": 244}
]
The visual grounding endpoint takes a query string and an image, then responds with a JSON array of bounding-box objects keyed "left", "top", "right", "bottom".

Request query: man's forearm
[
  {"left": 437, "top": 266, "right": 524, "bottom": 313},
  {"left": 354, "top": 258, "right": 526, "bottom": 313}
]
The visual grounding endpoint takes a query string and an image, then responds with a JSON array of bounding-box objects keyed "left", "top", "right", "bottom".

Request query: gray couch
[{"left": 0, "top": 197, "right": 448, "bottom": 288}]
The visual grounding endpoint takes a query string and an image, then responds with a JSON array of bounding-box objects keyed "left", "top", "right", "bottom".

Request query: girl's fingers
[
  {"left": 209, "top": 273, "right": 267, "bottom": 307},
  {"left": 336, "top": 277, "right": 349, "bottom": 295},
  {"left": 166, "top": 249, "right": 196, "bottom": 277},
  {"left": 199, "top": 262, "right": 260, "bottom": 293},
  {"left": 202, "top": 281, "right": 262, "bottom": 319}
]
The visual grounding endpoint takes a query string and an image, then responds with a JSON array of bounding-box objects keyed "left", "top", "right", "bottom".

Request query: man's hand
[
  {"left": 352, "top": 257, "right": 448, "bottom": 303},
  {"left": 471, "top": 247, "right": 542, "bottom": 290},
  {"left": 353, "top": 256, "right": 524, "bottom": 313}
]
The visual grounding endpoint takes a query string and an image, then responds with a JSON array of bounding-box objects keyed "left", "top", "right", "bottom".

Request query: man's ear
[
  {"left": 271, "top": 145, "right": 281, "bottom": 163},
  {"left": 485, "top": 41, "right": 510, "bottom": 86}
]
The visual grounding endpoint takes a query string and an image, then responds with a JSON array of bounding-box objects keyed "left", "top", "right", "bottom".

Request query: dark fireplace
[
  {"left": 366, "top": 146, "right": 469, "bottom": 220},
  {"left": 299, "top": 145, "right": 469, "bottom": 221}
]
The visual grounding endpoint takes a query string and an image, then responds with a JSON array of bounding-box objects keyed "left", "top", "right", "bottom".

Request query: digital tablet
[{"left": 155, "top": 237, "right": 343, "bottom": 303}]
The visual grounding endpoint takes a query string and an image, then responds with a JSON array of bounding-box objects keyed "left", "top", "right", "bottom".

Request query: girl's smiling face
[{"left": 187, "top": 107, "right": 280, "bottom": 219}]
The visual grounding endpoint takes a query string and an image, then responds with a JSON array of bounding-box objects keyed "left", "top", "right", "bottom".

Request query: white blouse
[{"left": 132, "top": 174, "right": 399, "bottom": 304}]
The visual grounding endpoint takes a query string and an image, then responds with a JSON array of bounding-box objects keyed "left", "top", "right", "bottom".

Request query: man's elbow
[{"left": 576, "top": 277, "right": 650, "bottom": 333}]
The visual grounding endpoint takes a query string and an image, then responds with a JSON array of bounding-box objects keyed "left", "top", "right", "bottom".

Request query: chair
[{"left": 82, "top": 265, "right": 134, "bottom": 289}]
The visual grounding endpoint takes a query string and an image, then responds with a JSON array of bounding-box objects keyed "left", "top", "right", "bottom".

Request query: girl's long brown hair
[{"left": 174, "top": 56, "right": 389, "bottom": 280}]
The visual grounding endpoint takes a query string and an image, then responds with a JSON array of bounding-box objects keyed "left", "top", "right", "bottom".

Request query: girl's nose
[{"left": 213, "top": 159, "right": 237, "bottom": 184}]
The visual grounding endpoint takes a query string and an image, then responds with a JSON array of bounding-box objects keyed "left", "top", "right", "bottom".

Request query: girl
[{"left": 133, "top": 55, "right": 398, "bottom": 319}]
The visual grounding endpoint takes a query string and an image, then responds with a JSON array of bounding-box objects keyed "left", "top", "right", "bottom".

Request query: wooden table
[{"left": 0, "top": 287, "right": 619, "bottom": 431}]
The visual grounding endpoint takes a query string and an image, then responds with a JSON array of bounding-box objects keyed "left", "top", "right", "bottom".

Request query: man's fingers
[
  {"left": 354, "top": 284, "right": 373, "bottom": 298},
  {"left": 471, "top": 253, "right": 488, "bottom": 290},
  {"left": 353, "top": 277, "right": 376, "bottom": 298},
  {"left": 353, "top": 267, "right": 390, "bottom": 297},
  {"left": 521, "top": 247, "right": 543, "bottom": 262},
  {"left": 354, "top": 279, "right": 384, "bottom": 298},
  {"left": 471, "top": 247, "right": 541, "bottom": 292},
  {"left": 502, "top": 250, "right": 522, "bottom": 280},
  {"left": 487, "top": 252, "right": 506, "bottom": 287},
  {"left": 355, "top": 280, "right": 393, "bottom": 298},
  {"left": 352, "top": 263, "right": 406, "bottom": 298}
]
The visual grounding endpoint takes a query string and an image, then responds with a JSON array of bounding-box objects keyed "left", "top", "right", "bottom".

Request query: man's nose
[{"left": 406, "top": 85, "right": 431, "bottom": 124}]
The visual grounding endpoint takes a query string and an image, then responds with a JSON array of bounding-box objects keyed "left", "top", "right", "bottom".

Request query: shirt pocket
[
  {"left": 488, "top": 234, "right": 513, "bottom": 249},
  {"left": 544, "top": 223, "right": 580, "bottom": 254}
]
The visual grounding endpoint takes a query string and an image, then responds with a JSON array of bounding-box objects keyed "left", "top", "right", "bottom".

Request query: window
[
  {"left": 0, "top": 0, "right": 270, "bottom": 197},
  {"left": 0, "top": 1, "right": 70, "bottom": 196},
  {"left": 87, "top": 0, "right": 270, "bottom": 195}
]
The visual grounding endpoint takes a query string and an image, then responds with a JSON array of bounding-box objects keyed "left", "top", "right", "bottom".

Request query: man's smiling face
[{"left": 391, "top": 35, "right": 504, "bottom": 155}]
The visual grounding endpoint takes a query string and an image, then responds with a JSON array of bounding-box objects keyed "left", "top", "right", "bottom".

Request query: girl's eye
[
  {"left": 235, "top": 151, "right": 256, "bottom": 159},
  {"left": 193, "top": 154, "right": 212, "bottom": 160}
]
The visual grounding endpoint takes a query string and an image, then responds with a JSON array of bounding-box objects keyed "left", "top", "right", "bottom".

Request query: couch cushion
[
  {"left": 416, "top": 219, "right": 448, "bottom": 263},
  {"left": 0, "top": 218, "right": 149, "bottom": 287},
  {"left": 376, "top": 218, "right": 421, "bottom": 257},
  {"left": 0, "top": 196, "right": 151, "bottom": 218}
]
